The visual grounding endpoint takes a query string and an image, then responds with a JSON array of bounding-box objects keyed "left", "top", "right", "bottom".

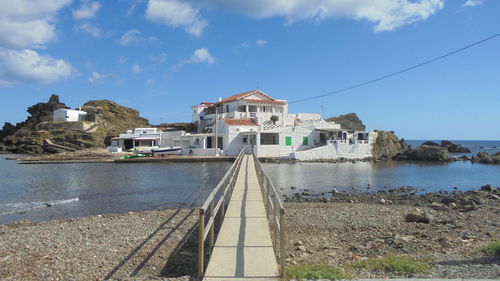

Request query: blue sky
[{"left": 0, "top": 0, "right": 499, "bottom": 140}]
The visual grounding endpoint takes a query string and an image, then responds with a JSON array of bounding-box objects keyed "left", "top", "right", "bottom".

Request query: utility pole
[{"left": 214, "top": 106, "right": 218, "bottom": 156}]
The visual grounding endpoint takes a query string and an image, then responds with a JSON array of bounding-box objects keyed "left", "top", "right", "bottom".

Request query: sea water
[{"left": 0, "top": 140, "right": 499, "bottom": 224}]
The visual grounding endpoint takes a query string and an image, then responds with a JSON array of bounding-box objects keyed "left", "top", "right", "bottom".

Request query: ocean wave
[
  {"left": 480, "top": 146, "right": 498, "bottom": 149},
  {"left": 0, "top": 197, "right": 79, "bottom": 216}
]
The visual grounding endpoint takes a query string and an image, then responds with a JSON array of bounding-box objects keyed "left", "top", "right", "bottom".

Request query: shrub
[
  {"left": 478, "top": 241, "right": 500, "bottom": 256},
  {"left": 345, "top": 255, "right": 429, "bottom": 274}
]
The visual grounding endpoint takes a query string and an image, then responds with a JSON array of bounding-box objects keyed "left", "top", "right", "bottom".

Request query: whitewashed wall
[{"left": 293, "top": 142, "right": 373, "bottom": 161}]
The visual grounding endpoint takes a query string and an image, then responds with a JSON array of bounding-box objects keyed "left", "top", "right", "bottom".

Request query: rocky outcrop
[
  {"left": 422, "top": 141, "right": 440, "bottom": 146},
  {"left": 397, "top": 145, "right": 453, "bottom": 161},
  {"left": 471, "top": 152, "right": 500, "bottom": 165},
  {"left": 371, "top": 130, "right": 411, "bottom": 160},
  {"left": 0, "top": 96, "right": 151, "bottom": 154},
  {"left": 441, "top": 140, "right": 471, "bottom": 153},
  {"left": 326, "top": 113, "right": 366, "bottom": 131}
]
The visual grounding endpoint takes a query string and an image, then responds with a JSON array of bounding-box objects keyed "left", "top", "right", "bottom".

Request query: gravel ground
[
  {"left": 1, "top": 189, "right": 498, "bottom": 280},
  {"left": 284, "top": 189, "right": 500, "bottom": 279},
  {"left": 0, "top": 208, "right": 199, "bottom": 281}
]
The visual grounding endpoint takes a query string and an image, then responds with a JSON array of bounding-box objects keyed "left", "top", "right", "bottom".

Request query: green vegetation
[
  {"left": 286, "top": 264, "right": 352, "bottom": 280},
  {"left": 478, "top": 241, "right": 500, "bottom": 256},
  {"left": 285, "top": 255, "right": 432, "bottom": 280},
  {"left": 345, "top": 255, "right": 430, "bottom": 274}
]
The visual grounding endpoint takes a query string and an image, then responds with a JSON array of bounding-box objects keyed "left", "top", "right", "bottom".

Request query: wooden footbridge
[{"left": 197, "top": 148, "right": 286, "bottom": 280}]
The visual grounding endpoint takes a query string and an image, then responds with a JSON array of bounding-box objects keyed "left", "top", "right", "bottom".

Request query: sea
[{"left": 1, "top": 140, "right": 499, "bottom": 225}]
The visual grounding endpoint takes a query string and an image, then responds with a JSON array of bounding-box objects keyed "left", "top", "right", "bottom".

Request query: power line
[{"left": 289, "top": 32, "right": 500, "bottom": 104}]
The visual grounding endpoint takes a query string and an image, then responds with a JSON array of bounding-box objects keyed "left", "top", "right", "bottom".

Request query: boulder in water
[{"left": 440, "top": 140, "right": 471, "bottom": 153}]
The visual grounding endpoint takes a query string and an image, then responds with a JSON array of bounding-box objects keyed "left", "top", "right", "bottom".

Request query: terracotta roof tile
[
  {"left": 242, "top": 99, "right": 286, "bottom": 105},
  {"left": 223, "top": 118, "right": 258, "bottom": 126},
  {"left": 218, "top": 90, "right": 276, "bottom": 104}
]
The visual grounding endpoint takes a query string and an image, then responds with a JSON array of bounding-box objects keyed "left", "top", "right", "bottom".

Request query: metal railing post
[
  {"left": 198, "top": 209, "right": 205, "bottom": 278},
  {"left": 209, "top": 200, "right": 215, "bottom": 251},
  {"left": 280, "top": 209, "right": 286, "bottom": 277}
]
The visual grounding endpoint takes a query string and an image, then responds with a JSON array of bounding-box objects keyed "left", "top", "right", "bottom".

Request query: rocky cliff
[
  {"left": 371, "top": 130, "right": 411, "bottom": 160},
  {"left": 0, "top": 96, "right": 150, "bottom": 154},
  {"left": 326, "top": 113, "right": 366, "bottom": 131}
]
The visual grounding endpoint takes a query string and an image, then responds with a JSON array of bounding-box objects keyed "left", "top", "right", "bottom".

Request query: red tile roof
[
  {"left": 218, "top": 90, "right": 275, "bottom": 104},
  {"left": 242, "top": 99, "right": 286, "bottom": 105},
  {"left": 223, "top": 118, "right": 258, "bottom": 126}
]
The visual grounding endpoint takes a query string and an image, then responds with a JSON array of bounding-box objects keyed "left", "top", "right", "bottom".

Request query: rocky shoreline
[
  {"left": 0, "top": 186, "right": 498, "bottom": 280},
  {"left": 284, "top": 186, "right": 499, "bottom": 279}
]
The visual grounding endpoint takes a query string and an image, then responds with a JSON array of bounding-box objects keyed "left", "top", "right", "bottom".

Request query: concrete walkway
[{"left": 203, "top": 155, "right": 279, "bottom": 281}]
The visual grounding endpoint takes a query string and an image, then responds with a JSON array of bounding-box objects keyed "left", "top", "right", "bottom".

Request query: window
[
  {"left": 226, "top": 105, "right": 229, "bottom": 113},
  {"left": 260, "top": 133, "right": 279, "bottom": 145},
  {"left": 285, "top": 136, "right": 292, "bottom": 146},
  {"left": 302, "top": 136, "right": 308, "bottom": 145},
  {"left": 243, "top": 136, "right": 247, "bottom": 144}
]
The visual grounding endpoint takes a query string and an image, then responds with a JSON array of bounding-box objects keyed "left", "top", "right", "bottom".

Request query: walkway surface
[{"left": 203, "top": 155, "right": 279, "bottom": 281}]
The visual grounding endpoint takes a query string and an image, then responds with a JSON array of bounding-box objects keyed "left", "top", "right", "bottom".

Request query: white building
[
  {"left": 189, "top": 90, "right": 375, "bottom": 159},
  {"left": 53, "top": 108, "right": 88, "bottom": 122},
  {"left": 110, "top": 128, "right": 185, "bottom": 152}
]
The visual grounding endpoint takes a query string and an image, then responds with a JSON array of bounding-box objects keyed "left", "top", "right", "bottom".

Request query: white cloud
[
  {"left": 88, "top": 71, "right": 106, "bottom": 84},
  {"left": 188, "top": 48, "right": 215, "bottom": 64},
  {"left": 131, "top": 64, "right": 143, "bottom": 73},
  {"left": 146, "top": 0, "right": 208, "bottom": 37},
  {"left": 72, "top": 0, "right": 102, "bottom": 20},
  {"left": 173, "top": 48, "right": 215, "bottom": 71},
  {"left": 0, "top": 0, "right": 72, "bottom": 49},
  {"left": 119, "top": 29, "right": 157, "bottom": 46},
  {"left": 74, "top": 22, "right": 102, "bottom": 37},
  {"left": 146, "top": 79, "right": 155, "bottom": 85},
  {"left": 463, "top": 0, "right": 483, "bottom": 7},
  {"left": 0, "top": 49, "right": 74, "bottom": 85},
  {"left": 150, "top": 52, "right": 167, "bottom": 64},
  {"left": 255, "top": 39, "right": 267, "bottom": 47},
  {"left": 183, "top": 0, "right": 444, "bottom": 32}
]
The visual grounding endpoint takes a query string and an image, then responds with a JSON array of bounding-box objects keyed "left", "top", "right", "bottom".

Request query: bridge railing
[
  {"left": 252, "top": 153, "right": 286, "bottom": 277},
  {"left": 197, "top": 147, "right": 248, "bottom": 278}
]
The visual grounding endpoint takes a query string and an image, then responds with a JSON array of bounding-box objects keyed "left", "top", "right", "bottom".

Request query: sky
[{"left": 0, "top": 0, "right": 499, "bottom": 140}]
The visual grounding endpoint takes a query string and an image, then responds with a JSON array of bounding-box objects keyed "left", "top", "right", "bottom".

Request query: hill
[
  {"left": 326, "top": 113, "right": 366, "bottom": 131},
  {"left": 0, "top": 95, "right": 150, "bottom": 154}
]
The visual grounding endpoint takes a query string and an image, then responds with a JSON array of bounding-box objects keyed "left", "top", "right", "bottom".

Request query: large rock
[
  {"left": 326, "top": 113, "right": 366, "bottom": 131},
  {"left": 422, "top": 141, "right": 440, "bottom": 147},
  {"left": 371, "top": 130, "right": 411, "bottom": 160},
  {"left": 471, "top": 152, "right": 500, "bottom": 165},
  {"left": 397, "top": 145, "right": 453, "bottom": 161},
  {"left": 440, "top": 140, "right": 471, "bottom": 153}
]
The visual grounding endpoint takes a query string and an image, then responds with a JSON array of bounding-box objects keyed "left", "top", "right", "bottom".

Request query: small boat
[
  {"left": 152, "top": 146, "right": 182, "bottom": 155},
  {"left": 119, "top": 154, "right": 146, "bottom": 159}
]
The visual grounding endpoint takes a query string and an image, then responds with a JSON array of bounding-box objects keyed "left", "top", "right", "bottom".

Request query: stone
[
  {"left": 463, "top": 205, "right": 477, "bottom": 212},
  {"left": 460, "top": 231, "right": 477, "bottom": 240},
  {"left": 294, "top": 241, "right": 303, "bottom": 246},
  {"left": 459, "top": 199, "right": 475, "bottom": 206},
  {"left": 405, "top": 213, "right": 431, "bottom": 223},
  {"left": 480, "top": 184, "right": 493, "bottom": 191},
  {"left": 469, "top": 195, "right": 483, "bottom": 205},
  {"left": 441, "top": 197, "right": 457, "bottom": 204},
  {"left": 379, "top": 198, "right": 386, "bottom": 204},
  {"left": 296, "top": 245, "right": 307, "bottom": 252}
]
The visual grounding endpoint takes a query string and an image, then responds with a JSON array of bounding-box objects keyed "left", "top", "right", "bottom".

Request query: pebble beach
[{"left": 0, "top": 187, "right": 498, "bottom": 280}]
